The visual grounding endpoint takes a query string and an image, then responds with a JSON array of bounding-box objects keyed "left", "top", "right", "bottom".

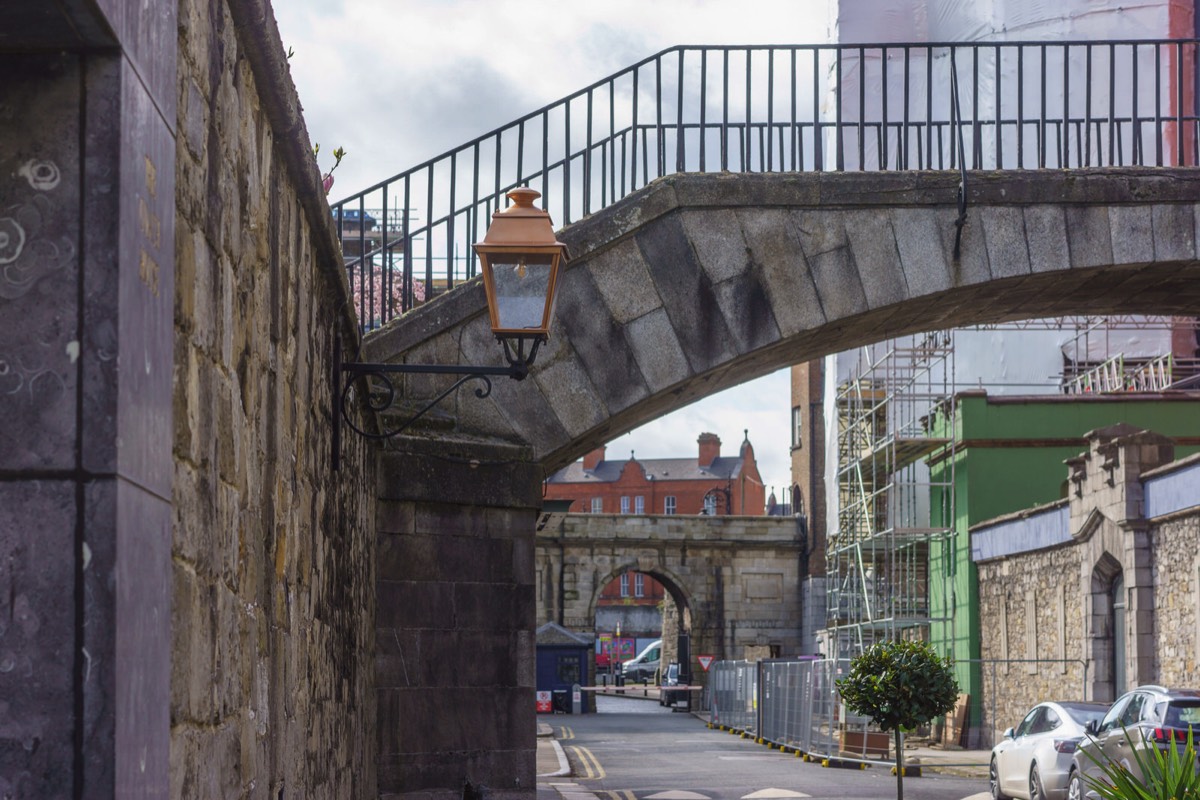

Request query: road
[{"left": 546, "top": 696, "right": 991, "bottom": 800}]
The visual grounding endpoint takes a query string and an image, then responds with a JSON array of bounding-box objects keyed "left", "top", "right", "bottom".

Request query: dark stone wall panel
[
  {"left": 0, "top": 54, "right": 81, "bottom": 471},
  {"left": 0, "top": 481, "right": 76, "bottom": 799}
]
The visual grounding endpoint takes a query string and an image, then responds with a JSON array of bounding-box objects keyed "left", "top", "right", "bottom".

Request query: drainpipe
[{"left": 557, "top": 518, "right": 566, "bottom": 627}]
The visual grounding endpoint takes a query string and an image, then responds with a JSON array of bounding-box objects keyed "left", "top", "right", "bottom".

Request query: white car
[{"left": 991, "top": 701, "right": 1109, "bottom": 800}]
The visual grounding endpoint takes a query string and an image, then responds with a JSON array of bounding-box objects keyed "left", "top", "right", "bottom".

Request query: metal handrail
[{"left": 333, "top": 39, "right": 1200, "bottom": 332}]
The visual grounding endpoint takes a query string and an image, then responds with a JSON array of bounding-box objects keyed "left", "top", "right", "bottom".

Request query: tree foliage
[{"left": 836, "top": 640, "right": 959, "bottom": 733}]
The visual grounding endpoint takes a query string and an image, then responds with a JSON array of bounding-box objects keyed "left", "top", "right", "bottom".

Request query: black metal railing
[{"left": 332, "top": 39, "right": 1200, "bottom": 332}]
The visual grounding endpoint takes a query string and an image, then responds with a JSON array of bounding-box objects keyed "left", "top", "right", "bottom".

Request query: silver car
[
  {"left": 991, "top": 701, "right": 1108, "bottom": 800},
  {"left": 1067, "top": 685, "right": 1200, "bottom": 800}
]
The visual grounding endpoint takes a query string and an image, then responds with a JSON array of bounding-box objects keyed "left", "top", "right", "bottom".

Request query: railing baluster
[
  {"left": 1155, "top": 42, "right": 1163, "bottom": 166},
  {"left": 722, "top": 49, "right": 730, "bottom": 171},
  {"left": 1062, "top": 43, "right": 1070, "bottom": 167},
  {"left": 880, "top": 46, "right": 889, "bottom": 171},
  {"left": 631, "top": 66, "right": 640, "bottom": 191},
  {"left": 564, "top": 98, "right": 572, "bottom": 224},
  {"left": 1084, "top": 44, "right": 1092, "bottom": 167},
  {"left": 739, "top": 47, "right": 748, "bottom": 170},
  {"left": 767, "top": 47, "right": 775, "bottom": 172},
  {"left": 994, "top": 44, "right": 1002, "bottom": 168},
  {"left": 813, "top": 48, "right": 822, "bottom": 170},
  {"left": 656, "top": 54, "right": 665, "bottom": 178},
  {"left": 790, "top": 48, "right": 798, "bottom": 170},
  {"left": 676, "top": 49, "right": 686, "bottom": 173},
  {"left": 585, "top": 89, "right": 593, "bottom": 215},
  {"left": 700, "top": 49, "right": 708, "bottom": 171}
]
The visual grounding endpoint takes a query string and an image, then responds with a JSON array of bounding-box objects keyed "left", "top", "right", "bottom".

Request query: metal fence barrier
[{"left": 706, "top": 656, "right": 1092, "bottom": 763}]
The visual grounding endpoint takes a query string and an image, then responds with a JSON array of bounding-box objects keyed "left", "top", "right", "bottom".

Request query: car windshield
[
  {"left": 1060, "top": 703, "right": 1108, "bottom": 726},
  {"left": 1164, "top": 702, "right": 1200, "bottom": 729}
]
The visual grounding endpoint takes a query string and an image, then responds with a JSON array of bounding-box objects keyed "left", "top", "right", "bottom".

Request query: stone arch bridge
[
  {"left": 371, "top": 167, "right": 1200, "bottom": 796},
  {"left": 535, "top": 513, "right": 806, "bottom": 668},
  {"left": 370, "top": 168, "right": 1200, "bottom": 473}
]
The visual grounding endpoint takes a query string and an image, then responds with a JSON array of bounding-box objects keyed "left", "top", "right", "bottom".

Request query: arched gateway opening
[
  {"left": 372, "top": 169, "right": 1200, "bottom": 795},
  {"left": 589, "top": 568, "right": 693, "bottom": 690}
]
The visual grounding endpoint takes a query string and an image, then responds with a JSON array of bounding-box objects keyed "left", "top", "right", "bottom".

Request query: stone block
[
  {"left": 1108, "top": 205, "right": 1154, "bottom": 266},
  {"left": 791, "top": 209, "right": 869, "bottom": 321},
  {"left": 843, "top": 209, "right": 905, "bottom": 309},
  {"left": 378, "top": 580, "right": 457, "bottom": 631},
  {"left": 551, "top": 265, "right": 650, "bottom": 416},
  {"left": 1151, "top": 204, "right": 1196, "bottom": 262},
  {"left": 734, "top": 208, "right": 826, "bottom": 337},
  {"left": 1065, "top": 206, "right": 1114, "bottom": 269},
  {"left": 636, "top": 212, "right": 738, "bottom": 373},
  {"left": 1023, "top": 206, "right": 1070, "bottom": 274},
  {"left": 893, "top": 207, "right": 955, "bottom": 297},
  {"left": 532, "top": 353, "right": 609, "bottom": 438},
  {"left": 680, "top": 209, "right": 752, "bottom": 285},
  {"left": 587, "top": 235, "right": 664, "bottom": 324},
  {"left": 979, "top": 206, "right": 1031, "bottom": 279}
]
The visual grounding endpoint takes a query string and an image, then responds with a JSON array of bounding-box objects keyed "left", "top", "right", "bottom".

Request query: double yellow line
[
  {"left": 568, "top": 745, "right": 606, "bottom": 780},
  {"left": 558, "top": 726, "right": 575, "bottom": 740},
  {"left": 600, "top": 791, "right": 636, "bottom": 800}
]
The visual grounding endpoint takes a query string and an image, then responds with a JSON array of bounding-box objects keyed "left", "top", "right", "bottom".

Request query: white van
[{"left": 622, "top": 639, "right": 662, "bottom": 682}]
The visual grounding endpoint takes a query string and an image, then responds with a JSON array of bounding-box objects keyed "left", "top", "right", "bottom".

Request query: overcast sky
[{"left": 275, "top": 0, "right": 833, "bottom": 502}]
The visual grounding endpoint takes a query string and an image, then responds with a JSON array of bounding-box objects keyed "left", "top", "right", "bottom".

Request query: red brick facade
[{"left": 543, "top": 432, "right": 767, "bottom": 516}]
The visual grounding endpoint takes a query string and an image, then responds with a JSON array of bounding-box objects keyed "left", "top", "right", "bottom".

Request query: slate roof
[
  {"left": 536, "top": 622, "right": 593, "bottom": 646},
  {"left": 545, "top": 455, "right": 745, "bottom": 484}
]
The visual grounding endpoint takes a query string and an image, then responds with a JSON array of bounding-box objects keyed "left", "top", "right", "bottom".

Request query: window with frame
[
  {"left": 591, "top": 497, "right": 603, "bottom": 513},
  {"left": 792, "top": 406, "right": 803, "bottom": 449},
  {"left": 619, "top": 573, "right": 630, "bottom": 596},
  {"left": 634, "top": 573, "right": 645, "bottom": 597},
  {"left": 664, "top": 496, "right": 676, "bottom": 515},
  {"left": 634, "top": 496, "right": 644, "bottom": 514},
  {"left": 703, "top": 494, "right": 718, "bottom": 515},
  {"left": 620, "top": 496, "right": 630, "bottom": 514}
]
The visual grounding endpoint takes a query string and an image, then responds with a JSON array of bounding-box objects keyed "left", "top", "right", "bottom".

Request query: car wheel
[
  {"left": 1066, "top": 771, "right": 1084, "bottom": 800},
  {"left": 990, "top": 757, "right": 1008, "bottom": 800},
  {"left": 1029, "top": 763, "right": 1045, "bottom": 800}
]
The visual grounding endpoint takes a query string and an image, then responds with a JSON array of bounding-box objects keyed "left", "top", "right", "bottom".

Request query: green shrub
[
  {"left": 836, "top": 640, "right": 959, "bottom": 800},
  {"left": 1081, "top": 727, "right": 1200, "bottom": 800},
  {"left": 836, "top": 639, "right": 959, "bottom": 733}
]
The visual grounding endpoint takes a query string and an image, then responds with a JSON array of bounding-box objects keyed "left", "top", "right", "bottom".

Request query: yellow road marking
[
  {"left": 559, "top": 726, "right": 575, "bottom": 740},
  {"left": 568, "top": 745, "right": 606, "bottom": 780}
]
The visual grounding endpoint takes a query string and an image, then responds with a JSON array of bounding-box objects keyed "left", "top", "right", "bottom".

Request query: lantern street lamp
[{"left": 332, "top": 188, "right": 567, "bottom": 469}]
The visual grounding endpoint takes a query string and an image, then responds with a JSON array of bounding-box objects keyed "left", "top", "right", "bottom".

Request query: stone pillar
[
  {"left": 376, "top": 437, "right": 541, "bottom": 799},
  {"left": 0, "top": 4, "right": 176, "bottom": 796}
]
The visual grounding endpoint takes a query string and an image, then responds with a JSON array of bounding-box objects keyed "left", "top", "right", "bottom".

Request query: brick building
[{"left": 543, "top": 432, "right": 767, "bottom": 516}]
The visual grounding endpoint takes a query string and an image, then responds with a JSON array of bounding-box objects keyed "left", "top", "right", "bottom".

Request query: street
[{"left": 545, "top": 696, "right": 991, "bottom": 800}]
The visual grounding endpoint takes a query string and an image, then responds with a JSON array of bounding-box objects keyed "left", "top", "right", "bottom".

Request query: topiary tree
[{"left": 836, "top": 639, "right": 960, "bottom": 800}]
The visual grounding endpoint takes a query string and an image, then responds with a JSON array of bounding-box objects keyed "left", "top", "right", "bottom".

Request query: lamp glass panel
[{"left": 489, "top": 252, "right": 554, "bottom": 331}]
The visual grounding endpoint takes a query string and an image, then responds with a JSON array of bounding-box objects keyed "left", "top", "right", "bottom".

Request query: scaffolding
[
  {"left": 824, "top": 330, "right": 957, "bottom": 659},
  {"left": 821, "top": 316, "right": 1200, "bottom": 662}
]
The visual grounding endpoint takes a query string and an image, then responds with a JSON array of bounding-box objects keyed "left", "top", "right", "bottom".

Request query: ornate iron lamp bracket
[{"left": 331, "top": 334, "right": 544, "bottom": 470}]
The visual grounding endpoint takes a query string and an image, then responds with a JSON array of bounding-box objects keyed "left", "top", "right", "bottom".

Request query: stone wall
[
  {"left": 1151, "top": 515, "right": 1200, "bottom": 685},
  {"left": 171, "top": 0, "right": 376, "bottom": 797},
  {"left": 976, "top": 542, "right": 1089, "bottom": 739},
  {"left": 376, "top": 439, "right": 543, "bottom": 800},
  {"left": 976, "top": 427, "right": 1200, "bottom": 746}
]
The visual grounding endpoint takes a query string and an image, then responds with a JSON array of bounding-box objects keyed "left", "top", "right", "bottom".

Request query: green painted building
[{"left": 926, "top": 390, "right": 1200, "bottom": 742}]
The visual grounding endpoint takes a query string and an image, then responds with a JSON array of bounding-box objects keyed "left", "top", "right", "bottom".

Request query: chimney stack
[
  {"left": 697, "top": 432, "right": 721, "bottom": 467},
  {"left": 583, "top": 446, "right": 605, "bottom": 471}
]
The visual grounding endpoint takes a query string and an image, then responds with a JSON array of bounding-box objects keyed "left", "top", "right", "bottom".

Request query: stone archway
[{"left": 587, "top": 564, "right": 699, "bottom": 680}]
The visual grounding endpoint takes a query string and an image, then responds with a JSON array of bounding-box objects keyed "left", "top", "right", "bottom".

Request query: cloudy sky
[{"left": 275, "top": 0, "right": 833, "bottom": 501}]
